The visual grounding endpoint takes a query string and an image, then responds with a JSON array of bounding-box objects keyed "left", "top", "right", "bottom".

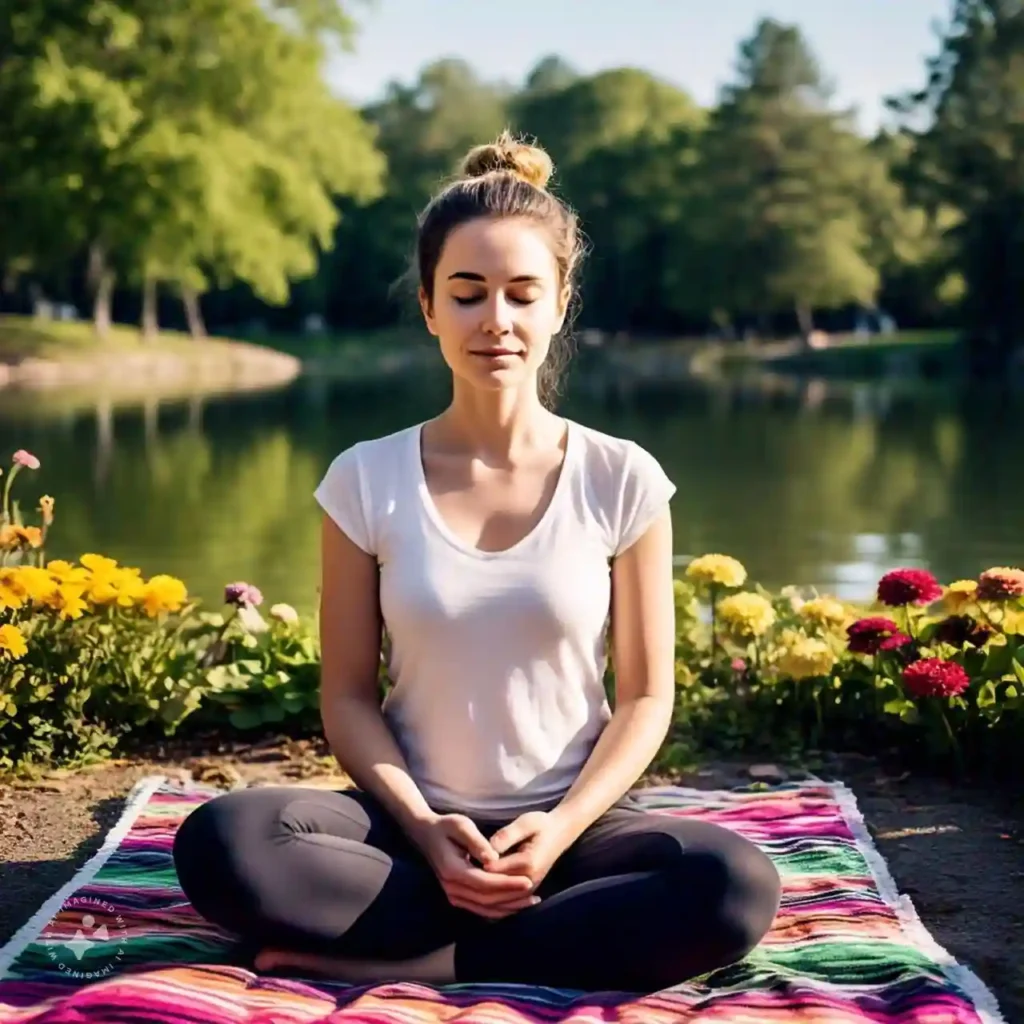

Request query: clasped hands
[{"left": 411, "top": 810, "right": 571, "bottom": 920}]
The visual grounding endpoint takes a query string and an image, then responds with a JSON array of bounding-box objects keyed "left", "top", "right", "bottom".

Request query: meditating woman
[{"left": 172, "top": 132, "right": 781, "bottom": 993}]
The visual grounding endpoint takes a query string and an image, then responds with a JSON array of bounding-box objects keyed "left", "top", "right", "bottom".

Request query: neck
[{"left": 437, "top": 379, "right": 561, "bottom": 460}]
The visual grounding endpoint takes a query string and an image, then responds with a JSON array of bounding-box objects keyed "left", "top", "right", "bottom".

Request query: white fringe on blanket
[{"left": 0, "top": 773, "right": 166, "bottom": 980}]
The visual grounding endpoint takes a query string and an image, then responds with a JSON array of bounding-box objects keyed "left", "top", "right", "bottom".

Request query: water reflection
[{"left": 2, "top": 369, "right": 1022, "bottom": 615}]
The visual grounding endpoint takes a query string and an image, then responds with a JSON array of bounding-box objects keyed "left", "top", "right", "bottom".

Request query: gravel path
[{"left": 1, "top": 739, "right": 1021, "bottom": 1021}]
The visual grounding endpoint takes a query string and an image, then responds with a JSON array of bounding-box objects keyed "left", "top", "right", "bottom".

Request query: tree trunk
[
  {"left": 182, "top": 286, "right": 206, "bottom": 340},
  {"left": 141, "top": 274, "right": 159, "bottom": 342},
  {"left": 89, "top": 244, "right": 115, "bottom": 341},
  {"left": 796, "top": 301, "right": 814, "bottom": 344}
]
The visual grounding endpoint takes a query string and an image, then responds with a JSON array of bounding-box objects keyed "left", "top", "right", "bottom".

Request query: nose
[{"left": 481, "top": 293, "right": 514, "bottom": 336}]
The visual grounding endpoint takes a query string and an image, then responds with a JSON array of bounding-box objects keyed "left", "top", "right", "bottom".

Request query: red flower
[
  {"left": 847, "top": 616, "right": 901, "bottom": 654},
  {"left": 902, "top": 658, "right": 970, "bottom": 699},
  {"left": 877, "top": 568, "right": 943, "bottom": 607}
]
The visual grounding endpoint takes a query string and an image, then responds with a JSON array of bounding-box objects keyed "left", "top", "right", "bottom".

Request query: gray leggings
[{"left": 172, "top": 785, "right": 781, "bottom": 992}]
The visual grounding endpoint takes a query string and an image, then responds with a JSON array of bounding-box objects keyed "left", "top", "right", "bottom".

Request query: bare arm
[
  {"left": 318, "top": 514, "right": 437, "bottom": 835},
  {"left": 548, "top": 508, "right": 676, "bottom": 842}
]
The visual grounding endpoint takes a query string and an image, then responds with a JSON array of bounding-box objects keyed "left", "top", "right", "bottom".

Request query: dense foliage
[{"left": 3, "top": 2, "right": 1023, "bottom": 359}]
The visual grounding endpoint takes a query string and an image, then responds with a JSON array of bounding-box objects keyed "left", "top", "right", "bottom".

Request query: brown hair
[{"left": 416, "top": 130, "right": 586, "bottom": 407}]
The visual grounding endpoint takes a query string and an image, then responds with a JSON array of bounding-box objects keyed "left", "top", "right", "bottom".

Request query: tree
[
  {"left": 512, "top": 69, "right": 704, "bottom": 332},
  {"left": 522, "top": 55, "right": 579, "bottom": 96},
  {"left": 890, "top": 0, "right": 1024, "bottom": 369},
  {"left": 676, "top": 19, "right": 892, "bottom": 338},
  {"left": 0, "top": 0, "right": 384, "bottom": 337},
  {"left": 324, "top": 59, "right": 510, "bottom": 328}
]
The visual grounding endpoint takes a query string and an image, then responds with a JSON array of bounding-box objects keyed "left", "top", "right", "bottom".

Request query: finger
[
  {"left": 444, "top": 880, "right": 540, "bottom": 907},
  {"left": 449, "top": 861, "right": 534, "bottom": 892},
  {"left": 487, "top": 852, "right": 533, "bottom": 877},
  {"left": 447, "top": 818, "right": 498, "bottom": 864},
  {"left": 489, "top": 819, "right": 534, "bottom": 857}
]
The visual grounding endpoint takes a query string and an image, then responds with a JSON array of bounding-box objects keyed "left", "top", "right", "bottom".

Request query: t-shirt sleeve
[
  {"left": 313, "top": 444, "right": 374, "bottom": 555},
  {"left": 614, "top": 443, "right": 677, "bottom": 556}
]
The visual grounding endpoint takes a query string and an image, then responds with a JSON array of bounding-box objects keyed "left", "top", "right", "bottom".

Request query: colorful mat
[{"left": 0, "top": 776, "right": 1007, "bottom": 1023}]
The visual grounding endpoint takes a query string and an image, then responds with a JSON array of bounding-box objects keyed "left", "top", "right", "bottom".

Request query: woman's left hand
[{"left": 484, "top": 811, "right": 574, "bottom": 891}]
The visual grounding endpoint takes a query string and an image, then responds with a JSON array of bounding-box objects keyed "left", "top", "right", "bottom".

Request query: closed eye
[{"left": 453, "top": 295, "right": 537, "bottom": 306}]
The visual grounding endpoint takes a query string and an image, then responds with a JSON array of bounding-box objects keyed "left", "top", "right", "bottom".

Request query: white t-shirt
[{"left": 314, "top": 418, "right": 676, "bottom": 818}]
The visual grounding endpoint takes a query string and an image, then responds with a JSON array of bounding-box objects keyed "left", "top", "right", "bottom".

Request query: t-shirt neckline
[{"left": 413, "top": 418, "right": 576, "bottom": 560}]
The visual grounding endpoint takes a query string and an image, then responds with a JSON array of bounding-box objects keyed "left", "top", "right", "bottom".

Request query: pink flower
[
  {"left": 902, "top": 658, "right": 970, "bottom": 699},
  {"left": 731, "top": 658, "right": 747, "bottom": 673},
  {"left": 224, "top": 581, "right": 263, "bottom": 608},
  {"left": 877, "top": 568, "right": 943, "bottom": 607},
  {"left": 879, "top": 632, "right": 914, "bottom": 651},
  {"left": 976, "top": 567, "right": 1024, "bottom": 602},
  {"left": 12, "top": 450, "right": 40, "bottom": 471}
]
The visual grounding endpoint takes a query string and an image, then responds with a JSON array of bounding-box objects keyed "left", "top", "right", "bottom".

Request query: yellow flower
[
  {"left": 775, "top": 630, "right": 836, "bottom": 680},
  {"left": 718, "top": 592, "right": 776, "bottom": 638},
  {"left": 11, "top": 566, "right": 58, "bottom": 604},
  {"left": 46, "top": 560, "right": 91, "bottom": 586},
  {"left": 80, "top": 553, "right": 120, "bottom": 575},
  {"left": 87, "top": 565, "right": 146, "bottom": 607},
  {"left": 0, "top": 569, "right": 26, "bottom": 611},
  {"left": 0, "top": 525, "right": 41, "bottom": 550},
  {"left": 799, "top": 597, "right": 848, "bottom": 628},
  {"left": 944, "top": 580, "right": 978, "bottom": 613},
  {"left": 0, "top": 623, "right": 27, "bottom": 659},
  {"left": 39, "top": 495, "right": 54, "bottom": 526},
  {"left": 0, "top": 528, "right": 40, "bottom": 552},
  {"left": 140, "top": 575, "right": 188, "bottom": 617},
  {"left": 686, "top": 554, "right": 747, "bottom": 589},
  {"left": 45, "top": 584, "right": 89, "bottom": 621}
]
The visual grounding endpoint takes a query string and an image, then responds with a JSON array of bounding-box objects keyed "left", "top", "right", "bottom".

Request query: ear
[
  {"left": 552, "top": 283, "right": 571, "bottom": 334},
  {"left": 418, "top": 286, "right": 439, "bottom": 337}
]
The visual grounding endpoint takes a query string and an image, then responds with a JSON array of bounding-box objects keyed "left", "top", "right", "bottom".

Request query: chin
[{"left": 462, "top": 363, "right": 527, "bottom": 387}]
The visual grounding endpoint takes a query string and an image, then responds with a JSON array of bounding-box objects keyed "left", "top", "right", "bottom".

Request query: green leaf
[
  {"left": 977, "top": 680, "right": 998, "bottom": 708},
  {"left": 261, "top": 704, "right": 286, "bottom": 723},
  {"left": 229, "top": 707, "right": 264, "bottom": 730},
  {"left": 883, "top": 698, "right": 916, "bottom": 718}
]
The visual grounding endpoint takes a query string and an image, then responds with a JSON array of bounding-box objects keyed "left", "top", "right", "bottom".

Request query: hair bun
[{"left": 460, "top": 130, "right": 553, "bottom": 190}]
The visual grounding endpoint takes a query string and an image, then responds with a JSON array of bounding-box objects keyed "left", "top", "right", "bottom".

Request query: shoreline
[{"left": 0, "top": 336, "right": 301, "bottom": 394}]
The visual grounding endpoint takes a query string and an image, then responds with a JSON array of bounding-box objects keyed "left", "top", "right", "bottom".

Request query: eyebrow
[{"left": 447, "top": 272, "right": 541, "bottom": 283}]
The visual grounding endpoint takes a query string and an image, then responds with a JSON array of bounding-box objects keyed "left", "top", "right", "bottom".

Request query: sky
[{"left": 326, "top": 0, "right": 952, "bottom": 134}]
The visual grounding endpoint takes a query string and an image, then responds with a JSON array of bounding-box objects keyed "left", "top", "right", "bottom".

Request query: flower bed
[{"left": 1, "top": 451, "right": 1022, "bottom": 778}]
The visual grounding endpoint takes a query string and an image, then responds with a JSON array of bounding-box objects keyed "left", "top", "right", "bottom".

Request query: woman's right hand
[{"left": 409, "top": 814, "right": 539, "bottom": 919}]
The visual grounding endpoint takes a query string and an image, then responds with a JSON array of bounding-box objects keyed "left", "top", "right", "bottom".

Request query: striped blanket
[{"left": 0, "top": 776, "right": 1006, "bottom": 1023}]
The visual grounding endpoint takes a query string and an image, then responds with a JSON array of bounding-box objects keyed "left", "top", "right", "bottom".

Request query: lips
[{"left": 471, "top": 348, "right": 521, "bottom": 357}]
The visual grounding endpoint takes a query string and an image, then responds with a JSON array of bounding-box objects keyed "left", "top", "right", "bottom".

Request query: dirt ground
[{"left": 1, "top": 737, "right": 1021, "bottom": 1023}]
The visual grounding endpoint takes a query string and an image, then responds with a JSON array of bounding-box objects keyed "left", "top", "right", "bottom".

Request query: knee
[
  {"left": 172, "top": 789, "right": 265, "bottom": 918},
  {"left": 698, "top": 837, "right": 781, "bottom": 959}
]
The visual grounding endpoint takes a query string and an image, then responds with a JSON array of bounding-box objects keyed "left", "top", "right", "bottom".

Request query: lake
[{"left": 4, "top": 365, "right": 1023, "bottom": 617}]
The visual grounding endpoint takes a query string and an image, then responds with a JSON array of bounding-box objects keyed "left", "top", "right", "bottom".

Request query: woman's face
[{"left": 420, "top": 216, "right": 568, "bottom": 394}]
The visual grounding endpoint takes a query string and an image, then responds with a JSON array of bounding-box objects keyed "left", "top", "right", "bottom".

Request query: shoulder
[
  {"left": 569, "top": 420, "right": 676, "bottom": 556},
  {"left": 570, "top": 420, "right": 667, "bottom": 485},
  {"left": 314, "top": 423, "right": 419, "bottom": 554},
  {"left": 325, "top": 423, "right": 418, "bottom": 474}
]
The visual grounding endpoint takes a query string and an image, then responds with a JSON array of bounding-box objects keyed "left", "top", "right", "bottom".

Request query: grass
[
  {"left": 709, "top": 328, "right": 963, "bottom": 377},
  {"left": 0, "top": 315, "right": 252, "bottom": 362}
]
